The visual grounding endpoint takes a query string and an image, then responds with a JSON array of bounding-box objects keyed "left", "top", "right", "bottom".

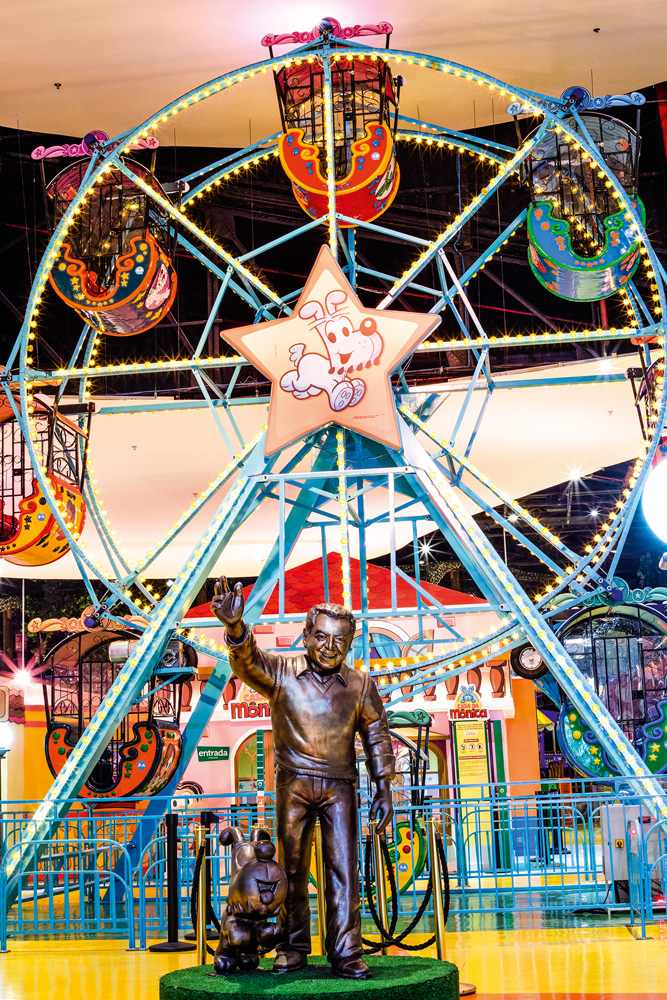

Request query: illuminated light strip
[
  {"left": 538, "top": 347, "right": 666, "bottom": 601},
  {"left": 382, "top": 633, "right": 524, "bottom": 699},
  {"left": 394, "top": 131, "right": 507, "bottom": 165},
  {"left": 372, "top": 48, "right": 551, "bottom": 113},
  {"left": 118, "top": 162, "right": 283, "bottom": 308},
  {"left": 182, "top": 146, "right": 280, "bottom": 205},
  {"left": 399, "top": 405, "right": 567, "bottom": 556},
  {"left": 129, "top": 429, "right": 266, "bottom": 580},
  {"left": 371, "top": 623, "right": 517, "bottom": 682},
  {"left": 50, "top": 355, "right": 247, "bottom": 379},
  {"left": 336, "top": 431, "right": 352, "bottom": 610},
  {"left": 322, "top": 56, "right": 339, "bottom": 259},
  {"left": 378, "top": 129, "right": 545, "bottom": 306},
  {"left": 418, "top": 459, "right": 667, "bottom": 817},
  {"left": 4, "top": 450, "right": 266, "bottom": 880},
  {"left": 416, "top": 326, "right": 662, "bottom": 351}
]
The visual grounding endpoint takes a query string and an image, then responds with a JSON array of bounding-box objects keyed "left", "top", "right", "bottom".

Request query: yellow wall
[
  {"left": 504, "top": 677, "right": 541, "bottom": 793},
  {"left": 21, "top": 704, "right": 56, "bottom": 802}
]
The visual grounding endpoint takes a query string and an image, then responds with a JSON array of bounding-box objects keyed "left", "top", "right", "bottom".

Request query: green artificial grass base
[{"left": 159, "top": 956, "right": 459, "bottom": 1000}]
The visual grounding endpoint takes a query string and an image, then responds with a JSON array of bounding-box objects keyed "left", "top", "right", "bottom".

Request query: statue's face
[{"left": 303, "top": 613, "right": 355, "bottom": 673}]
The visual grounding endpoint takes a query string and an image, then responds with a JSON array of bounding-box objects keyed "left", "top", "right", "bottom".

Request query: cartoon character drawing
[
  {"left": 280, "top": 290, "right": 383, "bottom": 412},
  {"left": 457, "top": 685, "right": 478, "bottom": 705}
]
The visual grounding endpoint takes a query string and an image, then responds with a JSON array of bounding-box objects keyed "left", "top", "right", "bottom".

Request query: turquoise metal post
[
  {"left": 398, "top": 417, "right": 667, "bottom": 819},
  {"left": 2, "top": 438, "right": 272, "bottom": 905},
  {"left": 322, "top": 47, "right": 339, "bottom": 260}
]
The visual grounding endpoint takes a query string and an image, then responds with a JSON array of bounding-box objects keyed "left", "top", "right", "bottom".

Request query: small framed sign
[{"left": 196, "top": 746, "right": 230, "bottom": 763}]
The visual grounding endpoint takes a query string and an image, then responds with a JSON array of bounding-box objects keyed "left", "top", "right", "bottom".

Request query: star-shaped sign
[{"left": 222, "top": 247, "right": 441, "bottom": 454}]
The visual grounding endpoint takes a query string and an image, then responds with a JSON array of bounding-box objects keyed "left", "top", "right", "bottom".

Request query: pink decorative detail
[
  {"left": 261, "top": 18, "right": 392, "bottom": 47},
  {"left": 31, "top": 133, "right": 159, "bottom": 160}
]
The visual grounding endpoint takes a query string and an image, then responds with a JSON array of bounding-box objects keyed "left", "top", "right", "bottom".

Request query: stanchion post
[
  {"left": 314, "top": 819, "right": 327, "bottom": 957},
  {"left": 371, "top": 819, "right": 389, "bottom": 956},
  {"left": 429, "top": 816, "right": 476, "bottom": 996},
  {"left": 194, "top": 824, "right": 208, "bottom": 966},
  {"left": 428, "top": 816, "right": 447, "bottom": 961},
  {"left": 149, "top": 813, "right": 196, "bottom": 953}
]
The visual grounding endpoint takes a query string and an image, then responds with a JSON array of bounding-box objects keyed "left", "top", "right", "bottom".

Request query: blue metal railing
[{"left": 1, "top": 779, "right": 664, "bottom": 946}]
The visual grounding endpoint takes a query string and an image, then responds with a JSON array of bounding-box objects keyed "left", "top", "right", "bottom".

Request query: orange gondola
[{"left": 0, "top": 384, "right": 89, "bottom": 566}]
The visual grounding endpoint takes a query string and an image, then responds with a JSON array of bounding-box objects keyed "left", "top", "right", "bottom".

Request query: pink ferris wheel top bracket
[{"left": 261, "top": 17, "right": 393, "bottom": 48}]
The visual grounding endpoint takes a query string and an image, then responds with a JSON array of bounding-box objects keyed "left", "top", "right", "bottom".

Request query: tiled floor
[{"left": 0, "top": 925, "right": 665, "bottom": 999}]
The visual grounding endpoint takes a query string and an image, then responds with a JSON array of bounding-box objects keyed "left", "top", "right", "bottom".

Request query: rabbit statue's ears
[
  {"left": 219, "top": 825, "right": 273, "bottom": 846},
  {"left": 250, "top": 826, "right": 272, "bottom": 843},
  {"left": 219, "top": 825, "right": 245, "bottom": 846}
]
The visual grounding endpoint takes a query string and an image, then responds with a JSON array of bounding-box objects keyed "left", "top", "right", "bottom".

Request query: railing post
[
  {"left": 0, "top": 866, "right": 8, "bottom": 953},
  {"left": 428, "top": 817, "right": 447, "bottom": 961},
  {"left": 194, "top": 824, "right": 208, "bottom": 965},
  {"left": 314, "top": 819, "right": 327, "bottom": 957},
  {"left": 371, "top": 819, "right": 389, "bottom": 956}
]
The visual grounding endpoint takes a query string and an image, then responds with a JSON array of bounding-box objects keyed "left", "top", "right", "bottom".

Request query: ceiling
[
  {"left": 2, "top": 1, "right": 666, "bottom": 146},
  {"left": 0, "top": 356, "right": 644, "bottom": 579}
]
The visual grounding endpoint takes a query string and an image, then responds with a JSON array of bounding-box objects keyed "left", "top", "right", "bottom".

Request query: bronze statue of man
[{"left": 212, "top": 576, "right": 396, "bottom": 980}]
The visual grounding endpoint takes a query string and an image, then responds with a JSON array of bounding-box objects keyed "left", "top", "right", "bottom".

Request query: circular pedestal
[{"left": 159, "top": 956, "right": 459, "bottom": 1000}]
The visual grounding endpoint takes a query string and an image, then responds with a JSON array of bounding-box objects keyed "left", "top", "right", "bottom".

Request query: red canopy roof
[{"left": 186, "top": 553, "right": 482, "bottom": 618}]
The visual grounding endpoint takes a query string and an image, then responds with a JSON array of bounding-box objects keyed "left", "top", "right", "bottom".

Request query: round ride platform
[{"left": 159, "top": 956, "right": 459, "bottom": 1000}]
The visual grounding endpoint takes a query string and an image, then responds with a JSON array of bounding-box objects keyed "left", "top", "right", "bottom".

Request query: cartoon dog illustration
[{"left": 280, "top": 290, "right": 383, "bottom": 412}]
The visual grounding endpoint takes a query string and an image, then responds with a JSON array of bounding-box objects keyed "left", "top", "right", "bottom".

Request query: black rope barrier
[
  {"left": 362, "top": 830, "right": 450, "bottom": 952},
  {"left": 189, "top": 828, "right": 451, "bottom": 959}
]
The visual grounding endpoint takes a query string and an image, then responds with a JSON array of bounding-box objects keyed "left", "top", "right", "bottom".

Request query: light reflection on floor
[{"left": 0, "top": 925, "right": 665, "bottom": 1000}]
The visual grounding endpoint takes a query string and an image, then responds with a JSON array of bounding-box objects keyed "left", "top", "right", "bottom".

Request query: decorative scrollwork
[
  {"left": 507, "top": 85, "right": 646, "bottom": 118},
  {"left": 261, "top": 18, "right": 393, "bottom": 47}
]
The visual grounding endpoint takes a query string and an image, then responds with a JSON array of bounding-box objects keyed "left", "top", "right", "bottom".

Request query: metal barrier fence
[{"left": 1, "top": 779, "right": 665, "bottom": 948}]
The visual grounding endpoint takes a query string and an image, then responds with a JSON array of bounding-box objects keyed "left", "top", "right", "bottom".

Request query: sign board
[
  {"left": 453, "top": 719, "right": 490, "bottom": 785},
  {"left": 221, "top": 246, "right": 439, "bottom": 454},
  {"left": 448, "top": 685, "right": 489, "bottom": 721},
  {"left": 196, "top": 746, "right": 230, "bottom": 763},
  {"left": 229, "top": 699, "right": 270, "bottom": 720}
]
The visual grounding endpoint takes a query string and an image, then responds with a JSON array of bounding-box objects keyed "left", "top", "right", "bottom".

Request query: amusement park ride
[{"left": 1, "top": 15, "right": 667, "bottom": 897}]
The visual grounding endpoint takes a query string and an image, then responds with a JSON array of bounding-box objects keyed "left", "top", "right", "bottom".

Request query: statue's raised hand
[{"left": 212, "top": 576, "right": 245, "bottom": 637}]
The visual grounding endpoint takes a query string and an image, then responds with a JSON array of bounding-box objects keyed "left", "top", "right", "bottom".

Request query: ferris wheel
[{"left": 3, "top": 16, "right": 667, "bottom": 886}]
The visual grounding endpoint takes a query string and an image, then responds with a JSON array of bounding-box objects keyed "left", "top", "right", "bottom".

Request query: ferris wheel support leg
[
  {"left": 322, "top": 50, "right": 340, "bottom": 260},
  {"left": 245, "top": 439, "right": 340, "bottom": 620},
  {"left": 1, "top": 442, "right": 272, "bottom": 911},
  {"left": 399, "top": 418, "right": 667, "bottom": 818},
  {"left": 125, "top": 650, "right": 233, "bottom": 874}
]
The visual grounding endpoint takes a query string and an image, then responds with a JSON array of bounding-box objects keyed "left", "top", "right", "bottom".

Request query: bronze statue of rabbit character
[{"left": 213, "top": 826, "right": 287, "bottom": 975}]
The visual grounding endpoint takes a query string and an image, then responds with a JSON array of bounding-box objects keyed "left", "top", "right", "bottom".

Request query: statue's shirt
[{"left": 227, "top": 627, "right": 396, "bottom": 782}]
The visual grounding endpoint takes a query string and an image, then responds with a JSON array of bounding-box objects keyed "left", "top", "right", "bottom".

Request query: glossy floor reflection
[{"left": 0, "top": 925, "right": 664, "bottom": 1000}]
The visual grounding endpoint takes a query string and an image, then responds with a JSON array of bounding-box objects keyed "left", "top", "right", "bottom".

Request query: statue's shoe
[
  {"left": 273, "top": 951, "right": 308, "bottom": 973},
  {"left": 331, "top": 957, "right": 372, "bottom": 979}
]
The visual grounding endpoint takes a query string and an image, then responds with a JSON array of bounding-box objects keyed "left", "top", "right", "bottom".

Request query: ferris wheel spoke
[
  {"left": 180, "top": 131, "right": 282, "bottom": 189},
  {"left": 378, "top": 123, "right": 549, "bottom": 309},
  {"left": 398, "top": 415, "right": 667, "bottom": 816},
  {"left": 3, "top": 442, "right": 273, "bottom": 893},
  {"left": 397, "top": 113, "right": 516, "bottom": 155},
  {"left": 117, "top": 160, "right": 285, "bottom": 312},
  {"left": 322, "top": 52, "right": 340, "bottom": 260}
]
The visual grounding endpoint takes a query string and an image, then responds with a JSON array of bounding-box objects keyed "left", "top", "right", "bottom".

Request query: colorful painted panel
[
  {"left": 0, "top": 475, "right": 86, "bottom": 566},
  {"left": 279, "top": 123, "right": 400, "bottom": 226},
  {"left": 527, "top": 199, "right": 645, "bottom": 301},
  {"left": 46, "top": 720, "right": 183, "bottom": 799},
  {"left": 49, "top": 231, "right": 177, "bottom": 336}
]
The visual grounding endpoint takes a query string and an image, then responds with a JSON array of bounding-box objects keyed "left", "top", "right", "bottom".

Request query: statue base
[{"left": 159, "top": 956, "right": 459, "bottom": 1000}]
